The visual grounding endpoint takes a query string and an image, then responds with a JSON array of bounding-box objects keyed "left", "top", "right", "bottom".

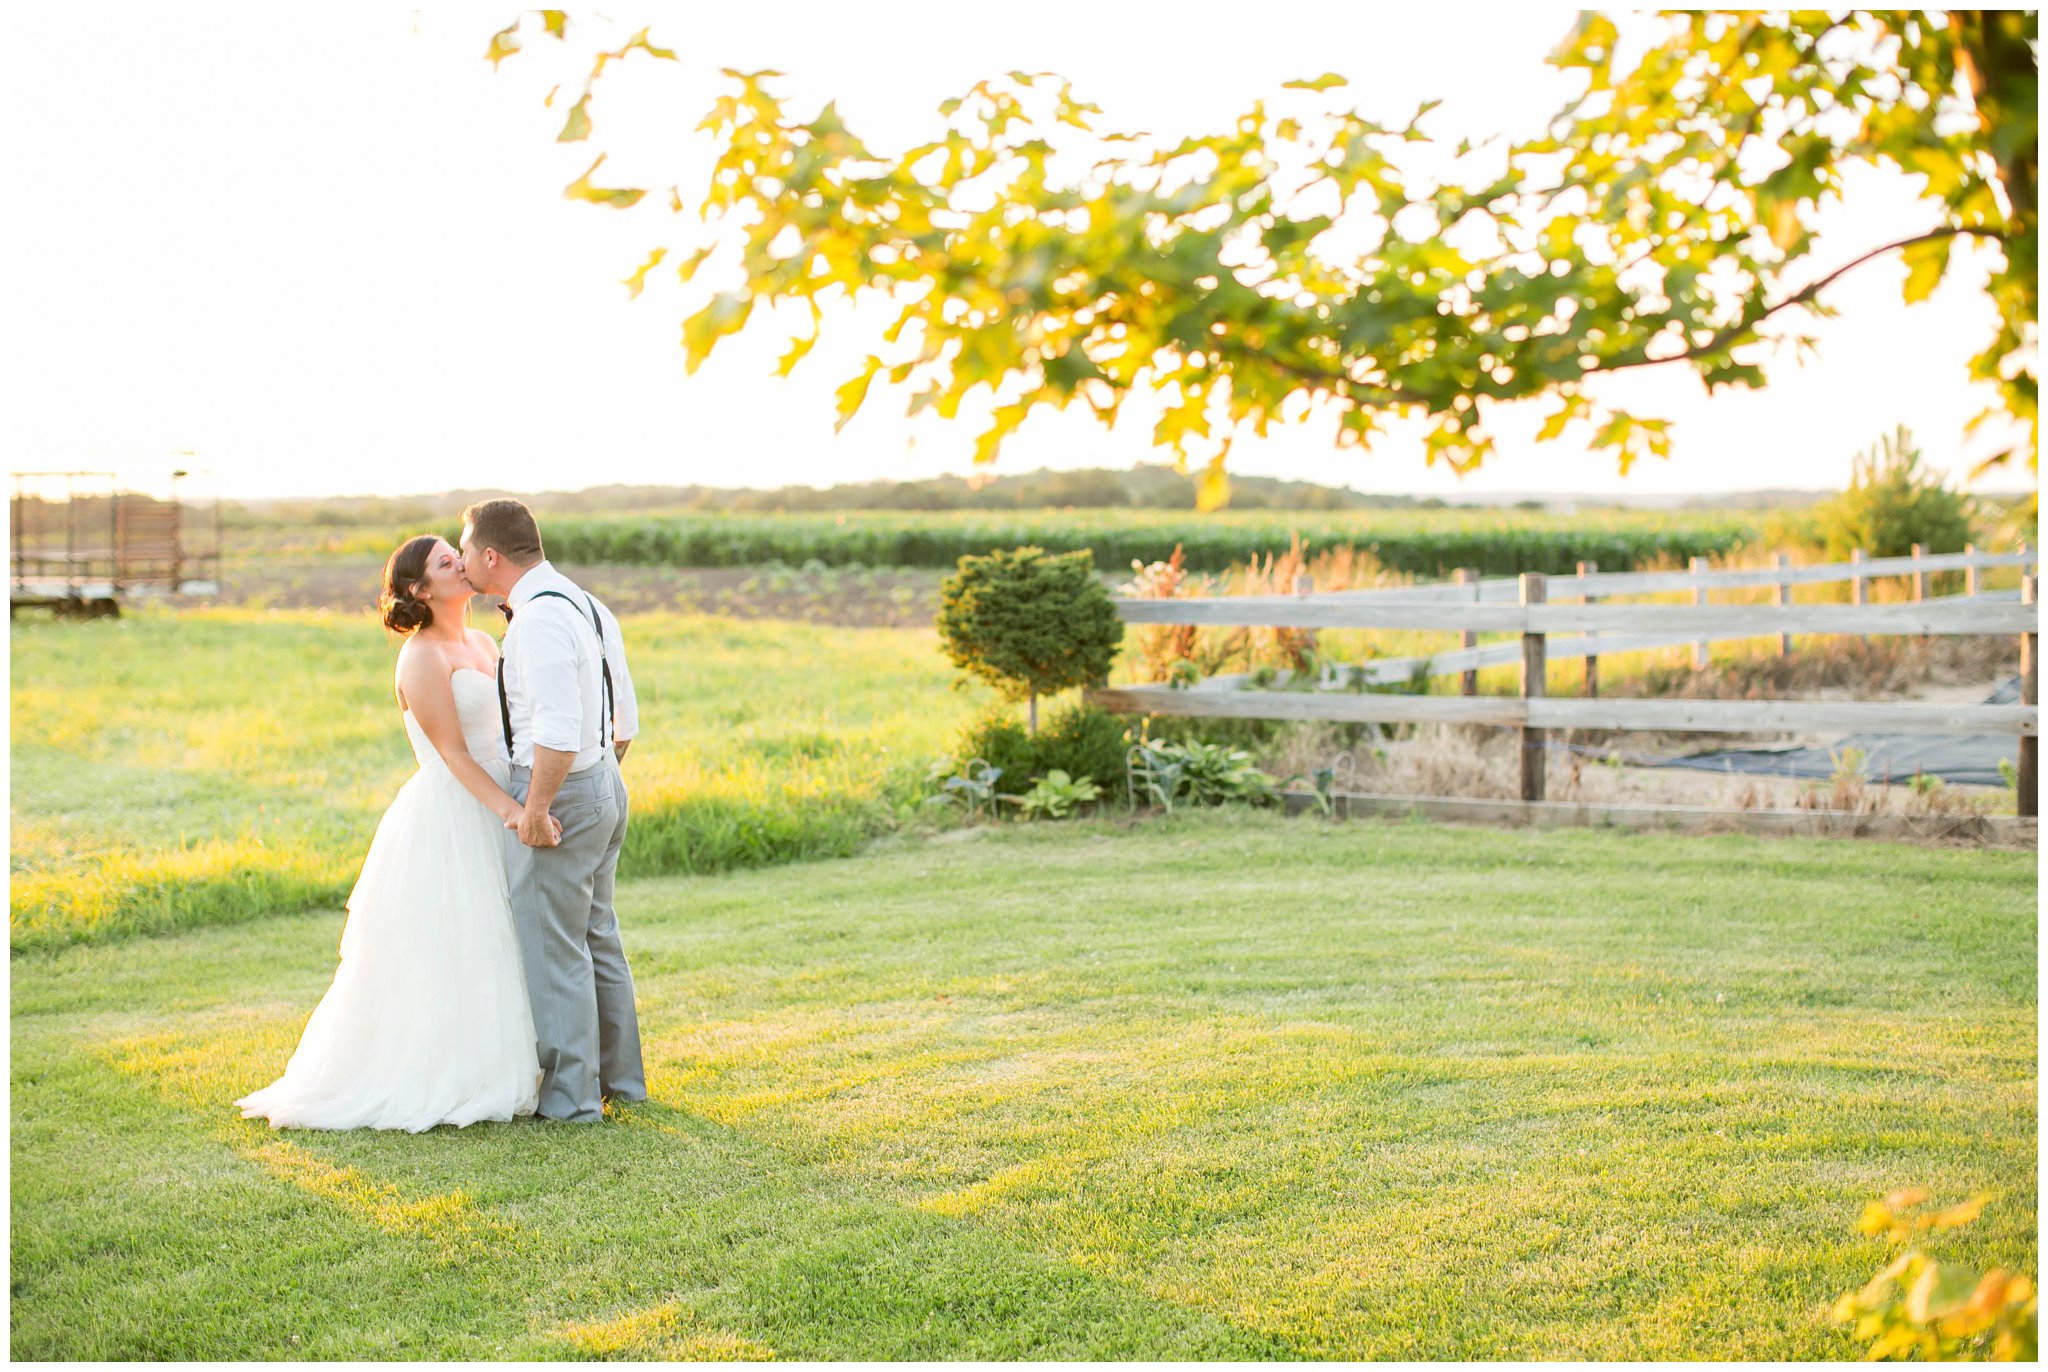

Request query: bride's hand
[{"left": 506, "top": 804, "right": 564, "bottom": 848}]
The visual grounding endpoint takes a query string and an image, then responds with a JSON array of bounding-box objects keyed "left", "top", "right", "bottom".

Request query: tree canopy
[{"left": 490, "top": 10, "right": 2037, "bottom": 507}]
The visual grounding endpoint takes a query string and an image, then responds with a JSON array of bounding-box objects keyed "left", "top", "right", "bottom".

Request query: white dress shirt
[{"left": 499, "top": 561, "right": 639, "bottom": 772}]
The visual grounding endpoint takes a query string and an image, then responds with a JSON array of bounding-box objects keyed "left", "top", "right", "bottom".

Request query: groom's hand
[{"left": 509, "top": 805, "right": 563, "bottom": 847}]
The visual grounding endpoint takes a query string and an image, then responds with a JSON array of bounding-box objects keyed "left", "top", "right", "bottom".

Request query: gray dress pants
[{"left": 504, "top": 756, "right": 647, "bottom": 1122}]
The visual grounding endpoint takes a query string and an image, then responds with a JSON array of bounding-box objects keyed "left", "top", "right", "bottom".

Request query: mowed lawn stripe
[
  {"left": 11, "top": 809, "right": 2036, "bottom": 1359},
  {"left": 14, "top": 1013, "right": 1288, "bottom": 1360}
]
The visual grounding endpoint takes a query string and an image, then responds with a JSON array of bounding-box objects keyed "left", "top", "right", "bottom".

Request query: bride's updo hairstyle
[{"left": 380, "top": 535, "right": 441, "bottom": 634}]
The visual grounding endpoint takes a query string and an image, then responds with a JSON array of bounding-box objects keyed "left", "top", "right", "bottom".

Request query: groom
[{"left": 459, "top": 498, "right": 647, "bottom": 1123}]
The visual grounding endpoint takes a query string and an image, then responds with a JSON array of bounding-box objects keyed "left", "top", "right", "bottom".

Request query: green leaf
[
  {"left": 1536, "top": 393, "right": 1588, "bottom": 442},
  {"left": 1153, "top": 386, "right": 1211, "bottom": 453},
  {"left": 972, "top": 402, "right": 1032, "bottom": 465},
  {"left": 1905, "top": 1260, "right": 1983, "bottom": 1324},
  {"left": 1281, "top": 73, "right": 1348, "bottom": 92},
  {"left": 777, "top": 307, "right": 823, "bottom": 377},
  {"left": 1765, "top": 196, "right": 1801, "bottom": 252},
  {"left": 834, "top": 355, "right": 883, "bottom": 432},
  {"left": 680, "top": 291, "right": 753, "bottom": 374},
  {"left": 557, "top": 95, "right": 592, "bottom": 144},
  {"left": 1042, "top": 344, "right": 1104, "bottom": 395},
  {"left": 1901, "top": 234, "right": 1953, "bottom": 305},
  {"left": 562, "top": 155, "right": 646, "bottom": 209},
  {"left": 631, "top": 28, "right": 678, "bottom": 61},
  {"left": 674, "top": 245, "right": 714, "bottom": 284},
  {"left": 1589, "top": 409, "right": 1674, "bottom": 475},
  {"left": 621, "top": 248, "right": 667, "bottom": 300},
  {"left": 483, "top": 20, "right": 522, "bottom": 69},
  {"left": 1195, "top": 446, "right": 1232, "bottom": 512}
]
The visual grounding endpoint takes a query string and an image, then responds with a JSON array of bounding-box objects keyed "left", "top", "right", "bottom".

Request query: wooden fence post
[
  {"left": 1521, "top": 573, "right": 1547, "bottom": 803},
  {"left": 1775, "top": 552, "right": 1792, "bottom": 658},
  {"left": 1456, "top": 567, "right": 1479, "bottom": 697},
  {"left": 1966, "top": 543, "right": 1980, "bottom": 598},
  {"left": 1577, "top": 559, "right": 1598, "bottom": 697},
  {"left": 1912, "top": 543, "right": 1928, "bottom": 646},
  {"left": 1851, "top": 548, "right": 1868, "bottom": 646},
  {"left": 2022, "top": 575, "right": 2038, "bottom": 821},
  {"left": 1689, "top": 556, "right": 1709, "bottom": 669}
]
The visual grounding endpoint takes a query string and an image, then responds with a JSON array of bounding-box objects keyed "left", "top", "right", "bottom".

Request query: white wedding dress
[{"left": 237, "top": 667, "right": 543, "bottom": 1132}]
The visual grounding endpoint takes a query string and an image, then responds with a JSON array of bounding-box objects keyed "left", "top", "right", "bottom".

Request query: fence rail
[
  {"left": 1088, "top": 547, "right": 2042, "bottom": 819},
  {"left": 1111, "top": 595, "right": 2034, "bottom": 636},
  {"left": 1089, "top": 685, "right": 2037, "bottom": 737},
  {"left": 1313, "top": 548, "right": 2034, "bottom": 601}
]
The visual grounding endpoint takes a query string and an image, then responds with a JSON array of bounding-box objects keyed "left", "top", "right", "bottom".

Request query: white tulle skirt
[{"left": 237, "top": 757, "right": 543, "bottom": 1133}]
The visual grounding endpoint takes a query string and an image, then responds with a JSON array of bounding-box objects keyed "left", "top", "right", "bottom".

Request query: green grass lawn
[
  {"left": 12, "top": 809, "right": 2035, "bottom": 1359},
  {"left": 10, "top": 608, "right": 999, "bottom": 951}
]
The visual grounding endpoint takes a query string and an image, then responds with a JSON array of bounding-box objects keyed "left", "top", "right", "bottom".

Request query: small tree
[
  {"left": 1812, "top": 425, "right": 1978, "bottom": 561},
  {"left": 936, "top": 546, "right": 1123, "bottom": 733}
]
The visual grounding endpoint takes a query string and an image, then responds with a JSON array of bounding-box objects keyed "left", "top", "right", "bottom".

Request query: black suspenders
[{"left": 497, "top": 590, "right": 614, "bottom": 759}]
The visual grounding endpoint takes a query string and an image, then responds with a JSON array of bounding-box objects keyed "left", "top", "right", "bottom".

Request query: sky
[{"left": 3, "top": 4, "right": 2032, "bottom": 504}]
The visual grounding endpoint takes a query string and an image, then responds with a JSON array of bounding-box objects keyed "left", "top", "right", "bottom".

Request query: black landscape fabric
[{"left": 1652, "top": 677, "right": 2024, "bottom": 788}]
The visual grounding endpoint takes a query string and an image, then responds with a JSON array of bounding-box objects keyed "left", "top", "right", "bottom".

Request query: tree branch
[{"left": 1593, "top": 224, "right": 2012, "bottom": 375}]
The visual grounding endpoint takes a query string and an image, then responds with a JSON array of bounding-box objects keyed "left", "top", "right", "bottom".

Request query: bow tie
[{"left": 499, "top": 601, "right": 514, "bottom": 622}]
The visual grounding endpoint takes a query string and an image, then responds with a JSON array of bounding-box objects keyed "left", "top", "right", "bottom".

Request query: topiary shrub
[
  {"left": 936, "top": 546, "right": 1124, "bottom": 733},
  {"left": 1811, "top": 425, "right": 1978, "bottom": 560}
]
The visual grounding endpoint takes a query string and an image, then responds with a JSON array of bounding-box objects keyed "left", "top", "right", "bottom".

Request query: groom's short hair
[{"left": 460, "top": 498, "right": 544, "bottom": 566}]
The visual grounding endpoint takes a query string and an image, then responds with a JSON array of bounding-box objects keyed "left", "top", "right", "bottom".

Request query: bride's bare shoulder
[
  {"left": 465, "top": 626, "right": 501, "bottom": 662},
  {"left": 395, "top": 634, "right": 442, "bottom": 672},
  {"left": 393, "top": 635, "right": 452, "bottom": 707}
]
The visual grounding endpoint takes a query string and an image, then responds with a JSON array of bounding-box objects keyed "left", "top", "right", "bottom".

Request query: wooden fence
[{"left": 1085, "top": 547, "right": 2040, "bottom": 819}]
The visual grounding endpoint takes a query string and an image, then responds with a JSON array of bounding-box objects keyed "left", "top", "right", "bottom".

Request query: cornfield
[{"left": 546, "top": 508, "right": 1758, "bottom": 576}]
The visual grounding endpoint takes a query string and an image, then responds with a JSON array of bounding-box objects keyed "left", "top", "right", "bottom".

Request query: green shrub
[
  {"left": 1031, "top": 701, "right": 1136, "bottom": 800},
  {"left": 950, "top": 700, "right": 1136, "bottom": 801},
  {"left": 936, "top": 546, "right": 1124, "bottom": 732},
  {"left": 951, "top": 707, "right": 1038, "bottom": 797},
  {"left": 1811, "top": 425, "right": 1978, "bottom": 559}
]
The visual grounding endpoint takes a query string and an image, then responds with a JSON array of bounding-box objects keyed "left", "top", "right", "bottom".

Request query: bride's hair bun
[{"left": 380, "top": 534, "right": 441, "bottom": 635}]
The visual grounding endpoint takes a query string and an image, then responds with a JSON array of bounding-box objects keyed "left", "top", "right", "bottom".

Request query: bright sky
[{"left": 3, "top": 4, "right": 2030, "bottom": 503}]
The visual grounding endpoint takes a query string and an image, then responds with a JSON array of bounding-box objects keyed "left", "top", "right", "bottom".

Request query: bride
[{"left": 237, "top": 534, "right": 547, "bottom": 1132}]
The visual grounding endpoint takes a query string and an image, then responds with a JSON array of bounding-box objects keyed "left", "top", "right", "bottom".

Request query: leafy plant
[
  {"left": 1002, "top": 769, "right": 1102, "bottom": 820},
  {"left": 1810, "top": 426, "right": 1979, "bottom": 562},
  {"left": 1126, "top": 738, "right": 1187, "bottom": 813},
  {"left": 921, "top": 756, "right": 1005, "bottom": 822},
  {"left": 1832, "top": 1189, "right": 2037, "bottom": 1361},
  {"left": 1029, "top": 701, "right": 1136, "bottom": 803},
  {"left": 1280, "top": 752, "right": 1357, "bottom": 817},
  {"left": 936, "top": 545, "right": 1123, "bottom": 732},
  {"left": 1127, "top": 738, "right": 1280, "bottom": 812},
  {"left": 951, "top": 700, "right": 1133, "bottom": 802},
  {"left": 950, "top": 708, "right": 1036, "bottom": 798}
]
